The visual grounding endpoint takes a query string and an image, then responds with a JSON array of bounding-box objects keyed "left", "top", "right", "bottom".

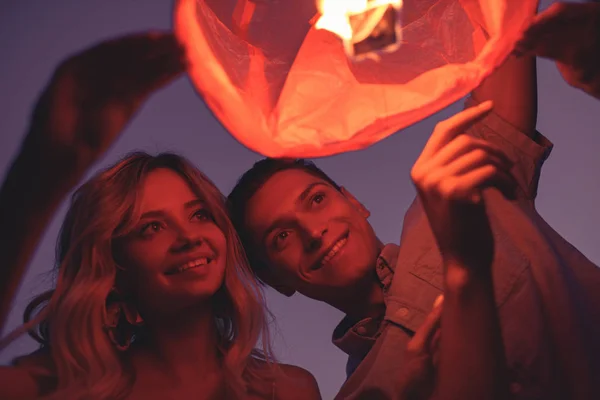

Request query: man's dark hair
[{"left": 227, "top": 158, "right": 340, "bottom": 283}]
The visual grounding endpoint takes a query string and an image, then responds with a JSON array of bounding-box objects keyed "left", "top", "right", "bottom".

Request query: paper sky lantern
[{"left": 174, "top": 0, "right": 538, "bottom": 158}]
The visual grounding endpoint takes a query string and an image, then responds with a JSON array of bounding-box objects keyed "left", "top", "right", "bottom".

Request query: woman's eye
[
  {"left": 193, "top": 209, "right": 213, "bottom": 221},
  {"left": 140, "top": 221, "right": 163, "bottom": 236}
]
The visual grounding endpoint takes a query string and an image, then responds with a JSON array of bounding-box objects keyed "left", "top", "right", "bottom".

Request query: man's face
[{"left": 244, "top": 168, "right": 381, "bottom": 302}]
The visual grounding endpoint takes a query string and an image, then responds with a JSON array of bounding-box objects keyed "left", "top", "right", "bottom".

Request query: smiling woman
[
  {"left": 0, "top": 152, "right": 322, "bottom": 400},
  {"left": 0, "top": 31, "right": 320, "bottom": 400}
]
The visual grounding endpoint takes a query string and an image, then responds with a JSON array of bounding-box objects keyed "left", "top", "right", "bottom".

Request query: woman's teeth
[
  {"left": 321, "top": 237, "right": 348, "bottom": 267},
  {"left": 172, "top": 257, "right": 210, "bottom": 274}
]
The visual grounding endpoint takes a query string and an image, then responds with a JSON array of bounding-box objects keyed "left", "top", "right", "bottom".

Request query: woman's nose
[{"left": 171, "top": 225, "right": 203, "bottom": 252}]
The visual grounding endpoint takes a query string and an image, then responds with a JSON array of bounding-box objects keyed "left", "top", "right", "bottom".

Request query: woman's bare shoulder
[
  {"left": 274, "top": 363, "right": 321, "bottom": 400},
  {"left": 246, "top": 358, "right": 320, "bottom": 400}
]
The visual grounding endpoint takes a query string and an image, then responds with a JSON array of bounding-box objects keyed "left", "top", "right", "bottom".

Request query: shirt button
[{"left": 396, "top": 307, "right": 409, "bottom": 318}]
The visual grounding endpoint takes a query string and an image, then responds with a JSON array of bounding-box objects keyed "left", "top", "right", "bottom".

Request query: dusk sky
[{"left": 0, "top": 1, "right": 598, "bottom": 398}]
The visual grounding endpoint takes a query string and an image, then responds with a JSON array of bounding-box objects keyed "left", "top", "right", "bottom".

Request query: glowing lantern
[{"left": 174, "top": 0, "right": 538, "bottom": 158}]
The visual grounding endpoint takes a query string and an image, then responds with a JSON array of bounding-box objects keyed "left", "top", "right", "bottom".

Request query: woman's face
[{"left": 114, "top": 168, "right": 227, "bottom": 317}]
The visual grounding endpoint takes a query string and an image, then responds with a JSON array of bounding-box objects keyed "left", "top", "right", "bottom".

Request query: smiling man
[
  {"left": 239, "top": 170, "right": 382, "bottom": 313},
  {"left": 227, "top": 30, "right": 600, "bottom": 400}
]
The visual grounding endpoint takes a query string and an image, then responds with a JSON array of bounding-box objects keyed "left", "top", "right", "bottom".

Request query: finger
[
  {"left": 116, "top": 35, "right": 187, "bottom": 91},
  {"left": 136, "top": 33, "right": 186, "bottom": 61},
  {"left": 517, "top": 3, "right": 592, "bottom": 60},
  {"left": 98, "top": 52, "right": 186, "bottom": 103},
  {"left": 418, "top": 150, "right": 511, "bottom": 202},
  {"left": 433, "top": 294, "right": 444, "bottom": 308},
  {"left": 410, "top": 299, "right": 443, "bottom": 352},
  {"left": 58, "top": 31, "right": 185, "bottom": 86},
  {"left": 441, "top": 164, "right": 518, "bottom": 202},
  {"left": 515, "top": 6, "right": 565, "bottom": 57},
  {"left": 72, "top": 31, "right": 184, "bottom": 78},
  {"left": 419, "top": 101, "right": 494, "bottom": 161},
  {"left": 427, "top": 135, "right": 512, "bottom": 173},
  {"left": 429, "top": 329, "right": 442, "bottom": 368},
  {"left": 130, "top": 51, "right": 187, "bottom": 91},
  {"left": 439, "top": 147, "right": 512, "bottom": 180},
  {"left": 90, "top": 31, "right": 181, "bottom": 59},
  {"left": 113, "top": 36, "right": 185, "bottom": 71},
  {"left": 415, "top": 148, "right": 511, "bottom": 203},
  {"left": 516, "top": 32, "right": 563, "bottom": 60}
]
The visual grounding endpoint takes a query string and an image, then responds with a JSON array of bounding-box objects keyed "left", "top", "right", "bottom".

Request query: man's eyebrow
[
  {"left": 261, "top": 182, "right": 329, "bottom": 244},
  {"left": 297, "top": 182, "right": 329, "bottom": 203}
]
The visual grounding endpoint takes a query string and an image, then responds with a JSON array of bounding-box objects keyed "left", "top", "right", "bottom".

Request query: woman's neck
[{"left": 134, "top": 303, "right": 222, "bottom": 383}]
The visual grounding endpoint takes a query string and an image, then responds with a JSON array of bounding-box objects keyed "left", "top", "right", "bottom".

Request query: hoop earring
[{"left": 104, "top": 289, "right": 143, "bottom": 351}]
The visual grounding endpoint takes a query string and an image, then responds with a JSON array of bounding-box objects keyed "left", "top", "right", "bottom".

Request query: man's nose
[{"left": 302, "top": 223, "right": 328, "bottom": 253}]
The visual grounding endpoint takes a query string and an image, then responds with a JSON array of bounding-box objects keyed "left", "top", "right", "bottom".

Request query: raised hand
[
  {"left": 410, "top": 101, "right": 516, "bottom": 271},
  {"left": 516, "top": 2, "right": 600, "bottom": 99},
  {"left": 411, "top": 102, "right": 511, "bottom": 399},
  {"left": 0, "top": 32, "right": 186, "bottom": 331},
  {"left": 28, "top": 31, "right": 187, "bottom": 163},
  {"left": 397, "top": 295, "right": 443, "bottom": 400}
]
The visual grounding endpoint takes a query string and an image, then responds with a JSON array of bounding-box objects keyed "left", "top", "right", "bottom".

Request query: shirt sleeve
[{"left": 464, "top": 95, "right": 553, "bottom": 200}]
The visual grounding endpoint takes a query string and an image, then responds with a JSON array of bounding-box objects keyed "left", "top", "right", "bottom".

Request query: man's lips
[{"left": 311, "top": 233, "right": 349, "bottom": 271}]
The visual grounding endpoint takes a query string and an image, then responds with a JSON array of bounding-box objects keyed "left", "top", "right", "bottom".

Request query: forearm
[
  {"left": 436, "top": 264, "right": 508, "bottom": 400},
  {"left": 0, "top": 130, "right": 91, "bottom": 331},
  {"left": 472, "top": 54, "right": 538, "bottom": 137}
]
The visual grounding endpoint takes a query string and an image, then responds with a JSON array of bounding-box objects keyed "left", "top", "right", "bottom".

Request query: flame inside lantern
[{"left": 315, "top": 0, "right": 404, "bottom": 60}]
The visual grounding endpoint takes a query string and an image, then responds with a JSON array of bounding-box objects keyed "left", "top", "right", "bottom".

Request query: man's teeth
[
  {"left": 321, "top": 237, "right": 348, "bottom": 266},
  {"left": 174, "top": 257, "right": 210, "bottom": 274}
]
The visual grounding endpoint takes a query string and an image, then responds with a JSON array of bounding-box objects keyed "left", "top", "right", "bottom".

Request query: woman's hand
[{"left": 27, "top": 31, "right": 186, "bottom": 165}]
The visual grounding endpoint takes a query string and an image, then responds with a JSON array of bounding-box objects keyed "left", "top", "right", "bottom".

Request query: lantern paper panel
[{"left": 175, "top": 0, "right": 538, "bottom": 158}]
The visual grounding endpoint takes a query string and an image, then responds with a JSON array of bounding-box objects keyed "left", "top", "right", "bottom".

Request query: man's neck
[
  {"left": 331, "top": 239, "right": 387, "bottom": 320},
  {"left": 332, "top": 270, "right": 386, "bottom": 321}
]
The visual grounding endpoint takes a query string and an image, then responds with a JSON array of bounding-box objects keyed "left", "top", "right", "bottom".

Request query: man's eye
[
  {"left": 273, "top": 231, "right": 290, "bottom": 248},
  {"left": 276, "top": 231, "right": 289, "bottom": 242},
  {"left": 311, "top": 192, "right": 326, "bottom": 205}
]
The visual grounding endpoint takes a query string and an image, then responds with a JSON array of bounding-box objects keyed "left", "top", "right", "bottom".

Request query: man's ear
[
  {"left": 340, "top": 186, "right": 370, "bottom": 218},
  {"left": 259, "top": 266, "right": 296, "bottom": 297}
]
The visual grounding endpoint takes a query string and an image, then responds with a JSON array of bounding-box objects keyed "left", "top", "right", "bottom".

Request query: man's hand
[
  {"left": 516, "top": 2, "right": 600, "bottom": 99},
  {"left": 410, "top": 103, "right": 512, "bottom": 399},
  {"left": 396, "top": 296, "right": 443, "bottom": 400},
  {"left": 410, "top": 101, "right": 516, "bottom": 271}
]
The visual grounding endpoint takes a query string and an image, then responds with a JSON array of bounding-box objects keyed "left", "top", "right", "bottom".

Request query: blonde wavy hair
[{"left": 1, "top": 152, "right": 274, "bottom": 399}]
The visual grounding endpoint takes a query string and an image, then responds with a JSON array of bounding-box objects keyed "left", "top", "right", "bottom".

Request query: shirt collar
[{"left": 332, "top": 243, "right": 399, "bottom": 358}]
